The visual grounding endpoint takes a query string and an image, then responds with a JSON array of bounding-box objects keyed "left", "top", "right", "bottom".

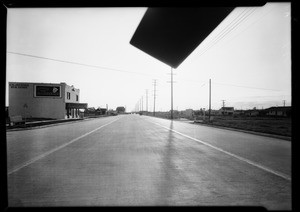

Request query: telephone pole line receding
[
  {"left": 209, "top": 79, "right": 211, "bottom": 122},
  {"left": 171, "top": 68, "right": 174, "bottom": 119},
  {"left": 139, "top": 99, "right": 141, "bottom": 112},
  {"left": 141, "top": 96, "right": 143, "bottom": 111},
  {"left": 153, "top": 79, "right": 157, "bottom": 116},
  {"left": 221, "top": 100, "right": 226, "bottom": 108},
  {"left": 146, "top": 89, "right": 148, "bottom": 112}
]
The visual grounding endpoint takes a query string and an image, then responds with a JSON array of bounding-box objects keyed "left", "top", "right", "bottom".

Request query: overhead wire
[
  {"left": 7, "top": 51, "right": 157, "bottom": 78},
  {"left": 223, "top": 4, "right": 277, "bottom": 47},
  {"left": 197, "top": 8, "right": 249, "bottom": 55},
  {"left": 8, "top": 6, "right": 281, "bottom": 95},
  {"left": 212, "top": 82, "right": 280, "bottom": 91},
  {"left": 7, "top": 51, "right": 280, "bottom": 92},
  {"left": 197, "top": 7, "right": 257, "bottom": 57},
  {"left": 6, "top": 51, "right": 208, "bottom": 85},
  {"left": 201, "top": 7, "right": 257, "bottom": 56}
]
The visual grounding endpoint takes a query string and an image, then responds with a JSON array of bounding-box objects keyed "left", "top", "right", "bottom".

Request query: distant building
[
  {"left": 233, "top": 110, "right": 245, "bottom": 116},
  {"left": 116, "top": 106, "right": 126, "bottom": 113},
  {"left": 97, "top": 108, "right": 107, "bottom": 115},
  {"left": 8, "top": 82, "right": 87, "bottom": 119},
  {"left": 265, "top": 106, "right": 291, "bottom": 117},
  {"left": 244, "top": 109, "right": 260, "bottom": 117},
  {"left": 219, "top": 107, "right": 234, "bottom": 115},
  {"left": 182, "top": 109, "right": 194, "bottom": 118}
]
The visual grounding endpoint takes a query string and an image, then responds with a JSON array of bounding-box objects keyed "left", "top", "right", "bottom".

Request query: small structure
[
  {"left": 219, "top": 107, "right": 234, "bottom": 115},
  {"left": 97, "top": 108, "right": 107, "bottom": 115},
  {"left": 233, "top": 110, "right": 245, "bottom": 116},
  {"left": 181, "top": 109, "right": 194, "bottom": 119},
  {"left": 265, "top": 106, "right": 291, "bottom": 117},
  {"left": 116, "top": 106, "right": 126, "bottom": 114}
]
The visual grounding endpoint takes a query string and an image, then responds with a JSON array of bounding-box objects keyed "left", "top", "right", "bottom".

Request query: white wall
[
  {"left": 64, "top": 84, "right": 80, "bottom": 103},
  {"left": 9, "top": 82, "right": 65, "bottom": 119}
]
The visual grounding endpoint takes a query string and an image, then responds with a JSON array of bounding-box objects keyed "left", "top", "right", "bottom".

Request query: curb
[{"left": 6, "top": 116, "right": 110, "bottom": 132}]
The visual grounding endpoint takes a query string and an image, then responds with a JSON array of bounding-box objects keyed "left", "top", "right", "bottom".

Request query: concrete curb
[{"left": 6, "top": 116, "right": 110, "bottom": 132}]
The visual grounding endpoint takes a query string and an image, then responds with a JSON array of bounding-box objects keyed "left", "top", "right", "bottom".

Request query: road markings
[
  {"left": 8, "top": 117, "right": 122, "bottom": 175},
  {"left": 147, "top": 119, "right": 291, "bottom": 181}
]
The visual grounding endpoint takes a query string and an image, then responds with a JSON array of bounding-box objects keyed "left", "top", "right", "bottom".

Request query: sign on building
[
  {"left": 9, "top": 83, "right": 29, "bottom": 89},
  {"left": 34, "top": 85, "right": 61, "bottom": 97}
]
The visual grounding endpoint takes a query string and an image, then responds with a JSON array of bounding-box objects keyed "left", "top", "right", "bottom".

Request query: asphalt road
[{"left": 6, "top": 114, "right": 291, "bottom": 209}]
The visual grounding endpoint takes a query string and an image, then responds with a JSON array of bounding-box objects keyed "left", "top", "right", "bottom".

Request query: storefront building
[{"left": 8, "top": 82, "right": 87, "bottom": 119}]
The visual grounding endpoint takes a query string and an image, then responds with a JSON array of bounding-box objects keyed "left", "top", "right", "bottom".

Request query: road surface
[{"left": 6, "top": 114, "right": 291, "bottom": 209}]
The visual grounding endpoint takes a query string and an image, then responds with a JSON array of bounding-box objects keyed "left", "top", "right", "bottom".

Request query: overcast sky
[{"left": 6, "top": 3, "right": 291, "bottom": 111}]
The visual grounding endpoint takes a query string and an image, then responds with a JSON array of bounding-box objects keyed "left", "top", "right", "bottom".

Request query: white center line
[
  {"left": 8, "top": 117, "right": 122, "bottom": 175},
  {"left": 147, "top": 119, "right": 291, "bottom": 181}
]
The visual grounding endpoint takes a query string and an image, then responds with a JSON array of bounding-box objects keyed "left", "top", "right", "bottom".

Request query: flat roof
[{"left": 9, "top": 82, "right": 65, "bottom": 85}]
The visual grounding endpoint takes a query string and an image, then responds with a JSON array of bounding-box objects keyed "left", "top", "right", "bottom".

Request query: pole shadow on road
[{"left": 159, "top": 121, "right": 178, "bottom": 204}]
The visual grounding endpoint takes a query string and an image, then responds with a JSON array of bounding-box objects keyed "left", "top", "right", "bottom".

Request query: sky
[{"left": 6, "top": 3, "right": 291, "bottom": 112}]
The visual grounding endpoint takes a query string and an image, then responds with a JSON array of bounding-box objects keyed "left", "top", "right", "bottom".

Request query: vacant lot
[
  {"left": 201, "top": 116, "right": 291, "bottom": 137},
  {"left": 141, "top": 113, "right": 291, "bottom": 138}
]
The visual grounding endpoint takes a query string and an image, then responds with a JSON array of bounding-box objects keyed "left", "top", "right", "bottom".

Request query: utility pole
[
  {"left": 139, "top": 98, "right": 141, "bottom": 112},
  {"left": 153, "top": 79, "right": 157, "bottom": 116},
  {"left": 221, "top": 100, "right": 226, "bottom": 108},
  {"left": 141, "top": 96, "right": 143, "bottom": 111},
  {"left": 146, "top": 89, "right": 148, "bottom": 112},
  {"left": 209, "top": 79, "right": 211, "bottom": 122},
  {"left": 171, "top": 67, "right": 173, "bottom": 119},
  {"left": 167, "top": 67, "right": 176, "bottom": 119},
  {"left": 283, "top": 100, "right": 286, "bottom": 107}
]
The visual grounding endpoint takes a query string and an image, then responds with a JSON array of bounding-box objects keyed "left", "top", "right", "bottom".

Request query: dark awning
[
  {"left": 130, "top": 7, "right": 235, "bottom": 68},
  {"left": 66, "top": 103, "right": 88, "bottom": 109}
]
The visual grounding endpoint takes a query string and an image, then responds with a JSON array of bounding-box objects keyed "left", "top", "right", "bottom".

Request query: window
[
  {"left": 67, "top": 92, "right": 70, "bottom": 100},
  {"left": 76, "top": 95, "right": 78, "bottom": 101}
]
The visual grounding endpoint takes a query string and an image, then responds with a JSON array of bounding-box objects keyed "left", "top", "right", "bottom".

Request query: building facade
[
  {"left": 265, "top": 106, "right": 291, "bottom": 117},
  {"left": 219, "top": 107, "right": 234, "bottom": 115},
  {"left": 8, "top": 82, "right": 87, "bottom": 119}
]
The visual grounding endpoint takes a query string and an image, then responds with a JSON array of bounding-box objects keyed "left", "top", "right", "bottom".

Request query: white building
[
  {"left": 8, "top": 82, "right": 87, "bottom": 119},
  {"left": 182, "top": 109, "right": 194, "bottom": 118},
  {"left": 219, "top": 107, "right": 234, "bottom": 115}
]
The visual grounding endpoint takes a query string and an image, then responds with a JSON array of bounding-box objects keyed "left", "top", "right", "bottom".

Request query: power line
[
  {"left": 212, "top": 82, "right": 280, "bottom": 91},
  {"left": 9, "top": 51, "right": 276, "bottom": 92},
  {"left": 197, "top": 8, "right": 249, "bottom": 55},
  {"left": 7, "top": 51, "right": 158, "bottom": 78},
  {"left": 8, "top": 51, "right": 280, "bottom": 92},
  {"left": 198, "top": 7, "right": 256, "bottom": 57},
  {"left": 223, "top": 4, "right": 276, "bottom": 47},
  {"left": 201, "top": 8, "right": 256, "bottom": 56}
]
